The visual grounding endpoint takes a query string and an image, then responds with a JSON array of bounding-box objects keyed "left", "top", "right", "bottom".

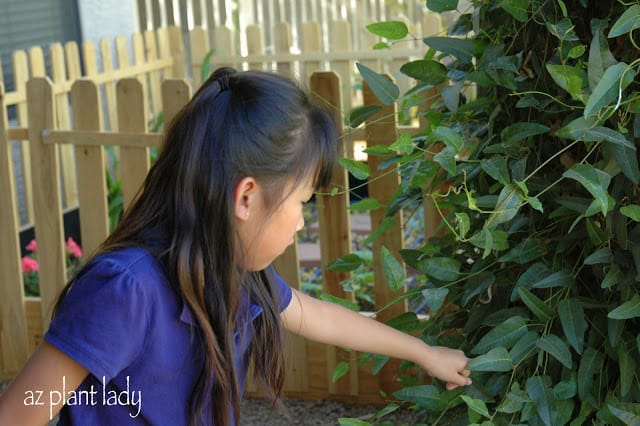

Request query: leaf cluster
[{"left": 340, "top": 1, "right": 640, "bottom": 424}]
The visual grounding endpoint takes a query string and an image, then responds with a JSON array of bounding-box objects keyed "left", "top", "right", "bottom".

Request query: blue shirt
[{"left": 44, "top": 247, "right": 292, "bottom": 425}]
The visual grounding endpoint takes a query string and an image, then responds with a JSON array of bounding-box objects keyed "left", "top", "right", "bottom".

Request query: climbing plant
[{"left": 337, "top": 1, "right": 640, "bottom": 424}]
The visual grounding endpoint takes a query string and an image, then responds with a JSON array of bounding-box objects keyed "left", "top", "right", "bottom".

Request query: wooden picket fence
[
  {"left": 0, "top": 10, "right": 446, "bottom": 403},
  {"left": 0, "top": 71, "right": 435, "bottom": 403}
]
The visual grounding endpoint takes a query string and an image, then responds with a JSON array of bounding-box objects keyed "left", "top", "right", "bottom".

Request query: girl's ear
[{"left": 234, "top": 176, "right": 258, "bottom": 221}]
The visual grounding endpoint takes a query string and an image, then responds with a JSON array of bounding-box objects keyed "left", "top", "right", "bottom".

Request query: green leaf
[
  {"left": 578, "top": 347, "right": 604, "bottom": 400},
  {"left": 400, "top": 60, "right": 447, "bottom": 85},
  {"left": 531, "top": 270, "right": 573, "bottom": 289},
  {"left": 468, "top": 347, "right": 513, "bottom": 372},
  {"left": 381, "top": 246, "right": 405, "bottom": 292},
  {"left": 557, "top": 298, "right": 586, "bottom": 354},
  {"left": 326, "top": 253, "right": 364, "bottom": 272},
  {"left": 608, "top": 294, "right": 640, "bottom": 319},
  {"left": 498, "top": 239, "right": 544, "bottom": 264},
  {"left": 460, "top": 395, "right": 491, "bottom": 418},
  {"left": 421, "top": 287, "right": 449, "bottom": 315},
  {"left": 486, "top": 184, "right": 521, "bottom": 228},
  {"left": 611, "top": 143, "right": 640, "bottom": 184},
  {"left": 366, "top": 21, "right": 408, "bottom": 40},
  {"left": 338, "top": 157, "right": 370, "bottom": 180},
  {"left": 608, "top": 404, "right": 640, "bottom": 425},
  {"left": 332, "top": 361, "right": 350, "bottom": 383},
  {"left": 536, "top": 334, "right": 573, "bottom": 369},
  {"left": 554, "top": 376, "right": 577, "bottom": 400},
  {"left": 389, "top": 133, "right": 414, "bottom": 154},
  {"left": 356, "top": 62, "right": 399, "bottom": 105},
  {"left": 620, "top": 205, "right": 640, "bottom": 221},
  {"left": 501, "top": 122, "right": 550, "bottom": 145},
  {"left": 618, "top": 344, "right": 636, "bottom": 397},
  {"left": 364, "top": 144, "right": 393, "bottom": 156},
  {"left": 426, "top": 0, "right": 458, "bottom": 13},
  {"left": 583, "top": 247, "right": 613, "bottom": 265},
  {"left": 581, "top": 126, "right": 635, "bottom": 149},
  {"left": 423, "top": 37, "right": 475, "bottom": 63},
  {"left": 499, "top": 0, "right": 529, "bottom": 22},
  {"left": 584, "top": 62, "right": 636, "bottom": 118},
  {"left": 498, "top": 384, "right": 528, "bottom": 413},
  {"left": 348, "top": 105, "right": 382, "bottom": 127},
  {"left": 417, "top": 256, "right": 461, "bottom": 282},
  {"left": 319, "top": 294, "right": 360, "bottom": 312},
  {"left": 433, "top": 146, "right": 457, "bottom": 176},
  {"left": 510, "top": 330, "right": 539, "bottom": 364},
  {"left": 432, "top": 126, "right": 464, "bottom": 152},
  {"left": 481, "top": 156, "right": 510, "bottom": 185},
  {"left": 562, "top": 164, "right": 611, "bottom": 216},
  {"left": 589, "top": 26, "right": 617, "bottom": 90},
  {"left": 372, "top": 41, "right": 390, "bottom": 50},
  {"left": 339, "top": 418, "right": 371, "bottom": 426},
  {"left": 546, "top": 64, "right": 586, "bottom": 100},
  {"left": 546, "top": 18, "right": 579, "bottom": 41},
  {"left": 608, "top": 5, "right": 640, "bottom": 38},
  {"left": 349, "top": 198, "right": 382, "bottom": 212},
  {"left": 601, "top": 264, "right": 622, "bottom": 289},
  {"left": 526, "top": 376, "right": 558, "bottom": 426},
  {"left": 455, "top": 212, "right": 470, "bottom": 239},
  {"left": 392, "top": 385, "right": 442, "bottom": 409},
  {"left": 471, "top": 316, "right": 528, "bottom": 355},
  {"left": 469, "top": 228, "right": 509, "bottom": 258},
  {"left": 555, "top": 116, "right": 598, "bottom": 140},
  {"left": 518, "top": 288, "right": 553, "bottom": 322}
]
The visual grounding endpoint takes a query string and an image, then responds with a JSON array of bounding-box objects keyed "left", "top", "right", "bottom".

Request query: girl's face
[{"left": 236, "top": 176, "right": 315, "bottom": 271}]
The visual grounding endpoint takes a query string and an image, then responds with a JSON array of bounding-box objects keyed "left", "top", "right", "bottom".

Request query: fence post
[
  {"left": 144, "top": 30, "right": 164, "bottom": 115},
  {"left": 27, "top": 77, "right": 67, "bottom": 330},
  {"left": 301, "top": 21, "right": 322, "bottom": 84},
  {"left": 363, "top": 76, "right": 407, "bottom": 395},
  {"left": 312, "top": 71, "right": 360, "bottom": 397},
  {"left": 0, "top": 82, "right": 30, "bottom": 377},
  {"left": 117, "top": 78, "right": 150, "bottom": 211},
  {"left": 329, "top": 20, "right": 354, "bottom": 160},
  {"left": 71, "top": 80, "right": 110, "bottom": 257}
]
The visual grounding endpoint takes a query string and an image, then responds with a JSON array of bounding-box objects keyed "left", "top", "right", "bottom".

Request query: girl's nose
[{"left": 296, "top": 214, "right": 305, "bottom": 232}]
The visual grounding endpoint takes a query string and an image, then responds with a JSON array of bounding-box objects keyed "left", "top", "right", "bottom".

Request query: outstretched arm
[
  {"left": 0, "top": 341, "right": 88, "bottom": 425},
  {"left": 281, "top": 289, "right": 471, "bottom": 389}
]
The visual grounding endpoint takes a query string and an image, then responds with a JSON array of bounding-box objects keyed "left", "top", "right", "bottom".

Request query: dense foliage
[{"left": 337, "top": 1, "right": 640, "bottom": 424}]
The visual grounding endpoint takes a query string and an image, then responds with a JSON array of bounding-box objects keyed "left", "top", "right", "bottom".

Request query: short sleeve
[
  {"left": 268, "top": 266, "right": 293, "bottom": 312},
  {"left": 44, "top": 258, "right": 152, "bottom": 382}
]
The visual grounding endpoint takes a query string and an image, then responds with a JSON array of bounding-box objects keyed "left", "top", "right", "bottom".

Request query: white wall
[{"left": 77, "top": 0, "right": 140, "bottom": 68}]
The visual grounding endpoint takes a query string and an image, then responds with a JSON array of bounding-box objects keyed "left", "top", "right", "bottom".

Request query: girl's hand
[{"left": 418, "top": 345, "right": 472, "bottom": 390}]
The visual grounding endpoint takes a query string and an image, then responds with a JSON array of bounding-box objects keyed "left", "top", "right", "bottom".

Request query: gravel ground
[{"left": 1, "top": 380, "right": 415, "bottom": 425}]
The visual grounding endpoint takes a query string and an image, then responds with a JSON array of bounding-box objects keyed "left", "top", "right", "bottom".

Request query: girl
[{"left": 0, "top": 68, "right": 471, "bottom": 425}]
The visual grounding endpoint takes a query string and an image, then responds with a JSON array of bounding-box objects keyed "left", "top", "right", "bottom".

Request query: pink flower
[
  {"left": 65, "top": 237, "right": 83, "bottom": 259},
  {"left": 21, "top": 256, "right": 39, "bottom": 274},
  {"left": 26, "top": 239, "right": 37, "bottom": 253}
]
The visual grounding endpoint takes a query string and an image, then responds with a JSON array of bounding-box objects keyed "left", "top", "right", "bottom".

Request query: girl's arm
[
  {"left": 0, "top": 341, "right": 88, "bottom": 425},
  {"left": 281, "top": 289, "right": 471, "bottom": 389}
]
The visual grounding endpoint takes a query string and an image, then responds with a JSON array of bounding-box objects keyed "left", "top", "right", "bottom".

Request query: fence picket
[
  {"left": 144, "top": 30, "right": 164, "bottom": 114},
  {"left": 12, "top": 50, "right": 34, "bottom": 223},
  {"left": 0, "top": 82, "right": 30, "bottom": 378},
  {"left": 100, "top": 38, "right": 119, "bottom": 130},
  {"left": 26, "top": 78, "right": 67, "bottom": 331},
  {"left": 116, "top": 78, "right": 150, "bottom": 211},
  {"left": 52, "top": 43, "right": 79, "bottom": 208},
  {"left": 245, "top": 24, "right": 264, "bottom": 71},
  {"left": 71, "top": 80, "right": 110, "bottom": 258}
]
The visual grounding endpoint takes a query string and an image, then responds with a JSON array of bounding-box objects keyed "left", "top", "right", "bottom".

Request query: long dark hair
[{"left": 55, "top": 68, "right": 337, "bottom": 425}]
